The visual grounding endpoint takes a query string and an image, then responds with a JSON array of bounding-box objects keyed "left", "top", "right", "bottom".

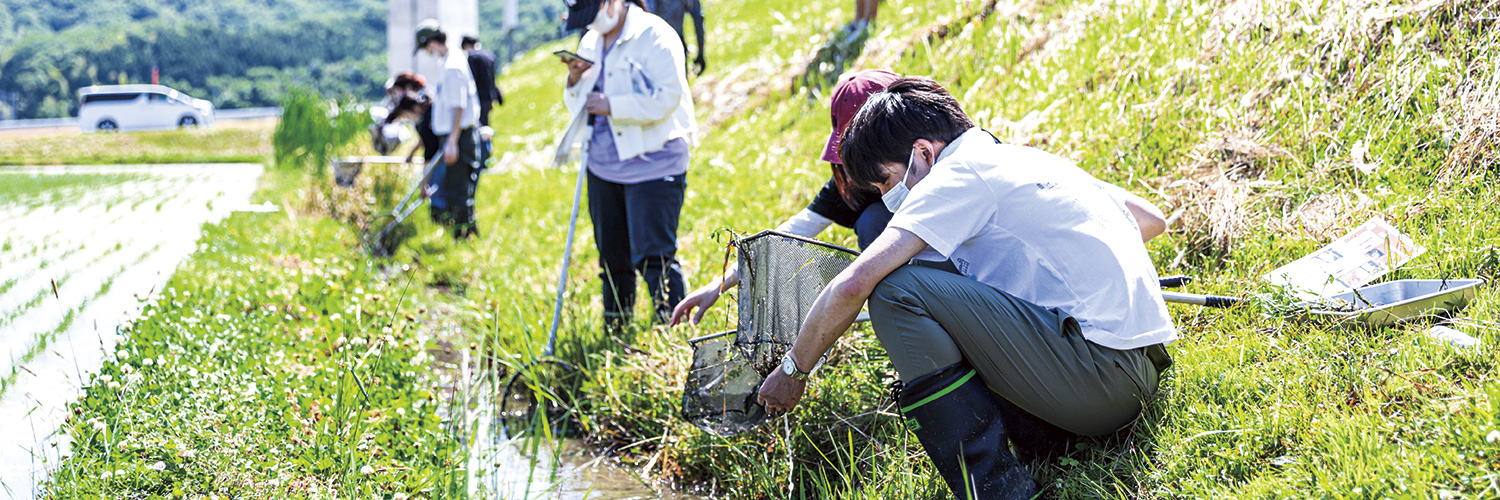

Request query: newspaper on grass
[{"left": 1263, "top": 217, "right": 1425, "bottom": 300}]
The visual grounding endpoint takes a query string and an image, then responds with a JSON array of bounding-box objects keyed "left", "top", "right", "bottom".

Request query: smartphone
[{"left": 552, "top": 50, "right": 594, "bottom": 65}]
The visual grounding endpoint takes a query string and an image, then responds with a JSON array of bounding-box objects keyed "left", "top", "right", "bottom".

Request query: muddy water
[
  {"left": 0, "top": 164, "right": 263, "bottom": 499},
  {"left": 481, "top": 438, "right": 703, "bottom": 500},
  {"left": 452, "top": 354, "right": 704, "bottom": 500}
]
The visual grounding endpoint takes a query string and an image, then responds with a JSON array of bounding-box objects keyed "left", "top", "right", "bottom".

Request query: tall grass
[
  {"left": 272, "top": 87, "right": 369, "bottom": 175},
  {"left": 415, "top": 0, "right": 1500, "bottom": 497}
]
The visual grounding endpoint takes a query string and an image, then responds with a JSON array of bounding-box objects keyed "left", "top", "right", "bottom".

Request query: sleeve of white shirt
[
  {"left": 1094, "top": 178, "right": 1131, "bottom": 203},
  {"left": 1092, "top": 178, "right": 1143, "bottom": 230},
  {"left": 774, "top": 208, "right": 835, "bottom": 238},
  {"left": 886, "top": 162, "right": 997, "bottom": 258}
]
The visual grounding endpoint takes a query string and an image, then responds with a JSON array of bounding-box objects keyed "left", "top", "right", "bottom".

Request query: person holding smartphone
[{"left": 559, "top": 0, "right": 697, "bottom": 332}]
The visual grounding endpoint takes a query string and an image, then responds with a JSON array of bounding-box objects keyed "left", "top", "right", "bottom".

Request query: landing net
[{"left": 681, "top": 231, "right": 857, "bottom": 436}]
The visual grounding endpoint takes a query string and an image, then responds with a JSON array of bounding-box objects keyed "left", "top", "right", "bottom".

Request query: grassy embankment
[
  {"left": 477, "top": 0, "right": 1500, "bottom": 497},
  {"left": 34, "top": 0, "right": 1500, "bottom": 497},
  {"left": 0, "top": 121, "right": 274, "bottom": 166}
]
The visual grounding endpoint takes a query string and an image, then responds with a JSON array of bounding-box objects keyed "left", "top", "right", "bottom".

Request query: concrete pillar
[{"left": 388, "top": 0, "right": 481, "bottom": 88}]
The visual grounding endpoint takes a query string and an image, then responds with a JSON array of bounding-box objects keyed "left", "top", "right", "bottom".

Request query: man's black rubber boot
[
  {"left": 996, "top": 395, "right": 1078, "bottom": 465},
  {"left": 900, "top": 363, "right": 1040, "bottom": 500}
]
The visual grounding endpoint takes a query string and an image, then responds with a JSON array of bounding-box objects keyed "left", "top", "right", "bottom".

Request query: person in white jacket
[{"left": 561, "top": 0, "right": 696, "bottom": 331}]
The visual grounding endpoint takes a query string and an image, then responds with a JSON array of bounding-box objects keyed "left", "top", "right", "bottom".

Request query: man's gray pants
[{"left": 869, "top": 265, "right": 1172, "bottom": 437}]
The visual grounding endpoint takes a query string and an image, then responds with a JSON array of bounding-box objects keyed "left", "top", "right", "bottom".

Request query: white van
[{"left": 77, "top": 85, "right": 216, "bottom": 133}]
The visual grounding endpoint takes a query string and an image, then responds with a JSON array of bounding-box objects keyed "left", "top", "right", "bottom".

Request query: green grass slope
[{"left": 475, "top": 0, "right": 1500, "bottom": 497}]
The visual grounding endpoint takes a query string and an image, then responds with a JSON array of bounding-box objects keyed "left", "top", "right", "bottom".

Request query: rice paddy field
[
  {"left": 0, "top": 165, "right": 262, "bottom": 495},
  {"left": 13, "top": 0, "right": 1500, "bottom": 497}
]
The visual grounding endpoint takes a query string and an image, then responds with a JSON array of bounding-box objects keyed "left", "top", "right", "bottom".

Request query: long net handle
[
  {"left": 546, "top": 138, "right": 590, "bottom": 357},
  {"left": 392, "top": 155, "right": 445, "bottom": 219}
]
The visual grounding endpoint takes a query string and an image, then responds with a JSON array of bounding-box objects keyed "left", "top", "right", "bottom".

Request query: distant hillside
[{"left": 0, "top": 0, "right": 565, "bottom": 120}]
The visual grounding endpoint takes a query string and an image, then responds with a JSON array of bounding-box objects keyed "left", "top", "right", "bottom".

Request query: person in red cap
[{"left": 669, "top": 69, "right": 907, "bottom": 326}]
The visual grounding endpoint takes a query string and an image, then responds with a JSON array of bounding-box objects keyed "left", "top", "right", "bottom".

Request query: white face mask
[
  {"left": 882, "top": 149, "right": 918, "bottom": 212},
  {"left": 588, "top": 1, "right": 622, "bottom": 33}
]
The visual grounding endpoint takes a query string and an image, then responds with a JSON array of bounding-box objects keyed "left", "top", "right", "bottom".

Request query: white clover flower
[
  {"left": 351, "top": 337, "right": 368, "bottom": 346},
  {"left": 359, "top": 464, "right": 375, "bottom": 475},
  {"left": 381, "top": 326, "right": 393, "bottom": 335},
  {"left": 100, "top": 470, "right": 112, "bottom": 480},
  {"left": 107, "top": 381, "right": 122, "bottom": 390},
  {"left": 393, "top": 493, "right": 409, "bottom": 500},
  {"left": 395, "top": 408, "right": 405, "bottom": 416},
  {"left": 329, "top": 313, "right": 343, "bottom": 322},
  {"left": 182, "top": 449, "right": 196, "bottom": 459},
  {"left": 143, "top": 358, "right": 155, "bottom": 366},
  {"left": 149, "top": 461, "right": 166, "bottom": 471},
  {"left": 267, "top": 478, "right": 281, "bottom": 487},
  {"left": 118, "top": 350, "right": 131, "bottom": 360},
  {"left": 1487, "top": 430, "right": 1500, "bottom": 444}
]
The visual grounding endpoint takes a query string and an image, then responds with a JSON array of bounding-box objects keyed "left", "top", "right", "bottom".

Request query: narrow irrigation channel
[
  {"left": 423, "top": 311, "right": 703, "bottom": 500},
  {"left": 0, "top": 164, "right": 264, "bottom": 498}
]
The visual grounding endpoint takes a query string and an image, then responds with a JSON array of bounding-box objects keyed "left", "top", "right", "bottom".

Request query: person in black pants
[
  {"left": 561, "top": 0, "right": 697, "bottom": 331},
  {"left": 417, "top": 21, "right": 483, "bottom": 239},
  {"left": 461, "top": 36, "right": 503, "bottom": 127}
]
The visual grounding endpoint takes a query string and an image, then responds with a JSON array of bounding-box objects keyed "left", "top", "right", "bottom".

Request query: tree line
[{"left": 0, "top": 0, "right": 564, "bottom": 120}]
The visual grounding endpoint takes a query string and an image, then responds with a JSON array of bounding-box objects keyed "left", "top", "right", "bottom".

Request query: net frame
[{"left": 682, "top": 230, "right": 859, "bottom": 436}]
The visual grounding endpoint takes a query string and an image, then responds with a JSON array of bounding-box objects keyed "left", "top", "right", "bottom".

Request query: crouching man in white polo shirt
[{"left": 757, "top": 77, "right": 1177, "bottom": 499}]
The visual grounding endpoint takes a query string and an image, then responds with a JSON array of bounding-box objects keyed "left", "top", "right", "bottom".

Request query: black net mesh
[{"left": 682, "top": 231, "right": 858, "bottom": 436}]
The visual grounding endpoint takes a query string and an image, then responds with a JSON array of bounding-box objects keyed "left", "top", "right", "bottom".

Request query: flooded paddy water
[{"left": 0, "top": 164, "right": 262, "bottom": 498}]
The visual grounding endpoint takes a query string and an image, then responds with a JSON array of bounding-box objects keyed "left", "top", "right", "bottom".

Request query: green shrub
[{"left": 272, "top": 87, "right": 369, "bottom": 175}]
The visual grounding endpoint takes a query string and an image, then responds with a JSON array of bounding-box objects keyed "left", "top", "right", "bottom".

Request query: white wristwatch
[{"left": 781, "top": 352, "right": 827, "bottom": 381}]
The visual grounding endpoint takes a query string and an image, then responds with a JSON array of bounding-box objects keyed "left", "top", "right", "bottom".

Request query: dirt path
[{"left": 0, "top": 164, "right": 263, "bottom": 499}]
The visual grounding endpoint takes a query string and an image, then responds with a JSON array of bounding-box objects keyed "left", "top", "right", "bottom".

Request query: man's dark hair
[
  {"left": 461, "top": 35, "right": 478, "bottom": 48},
  {"left": 427, "top": 30, "right": 448, "bottom": 46},
  {"left": 836, "top": 77, "right": 974, "bottom": 190}
]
